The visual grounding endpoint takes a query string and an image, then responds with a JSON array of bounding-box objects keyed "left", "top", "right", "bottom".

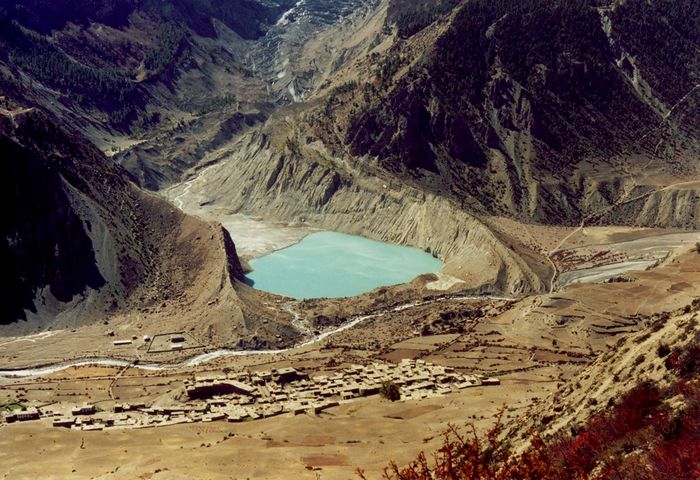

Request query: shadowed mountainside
[
  {"left": 0, "top": 101, "right": 247, "bottom": 328},
  {"left": 0, "top": 0, "right": 295, "bottom": 127},
  {"left": 0, "top": 0, "right": 382, "bottom": 189}
]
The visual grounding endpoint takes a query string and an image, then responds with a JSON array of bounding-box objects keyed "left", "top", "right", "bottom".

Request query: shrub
[
  {"left": 668, "top": 341, "right": 700, "bottom": 379},
  {"left": 380, "top": 381, "right": 401, "bottom": 402},
  {"left": 285, "top": 137, "right": 301, "bottom": 155},
  {"left": 359, "top": 410, "right": 515, "bottom": 480},
  {"left": 361, "top": 364, "right": 700, "bottom": 480}
]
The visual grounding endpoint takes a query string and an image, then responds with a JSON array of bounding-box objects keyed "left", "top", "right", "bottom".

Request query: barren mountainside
[
  {"left": 320, "top": 0, "right": 700, "bottom": 225},
  {"left": 1, "top": 0, "right": 697, "bottom": 321},
  {"left": 0, "top": 1, "right": 698, "bottom": 478},
  {"left": 0, "top": 102, "right": 248, "bottom": 334}
]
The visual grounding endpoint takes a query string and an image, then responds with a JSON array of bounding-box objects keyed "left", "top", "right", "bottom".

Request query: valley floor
[
  {"left": 1, "top": 235, "right": 699, "bottom": 478},
  {"left": 3, "top": 173, "right": 700, "bottom": 479},
  {"left": 1, "top": 376, "right": 551, "bottom": 480}
]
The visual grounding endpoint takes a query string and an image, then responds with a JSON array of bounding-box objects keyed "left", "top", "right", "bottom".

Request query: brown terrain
[
  {"left": 1, "top": 0, "right": 699, "bottom": 478},
  {"left": 2, "top": 245, "right": 698, "bottom": 478}
]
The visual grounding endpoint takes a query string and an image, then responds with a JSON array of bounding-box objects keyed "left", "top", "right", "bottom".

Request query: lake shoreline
[{"left": 246, "top": 231, "right": 444, "bottom": 300}]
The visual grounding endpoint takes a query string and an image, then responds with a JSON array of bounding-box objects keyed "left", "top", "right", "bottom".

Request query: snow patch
[{"left": 276, "top": 0, "right": 304, "bottom": 27}]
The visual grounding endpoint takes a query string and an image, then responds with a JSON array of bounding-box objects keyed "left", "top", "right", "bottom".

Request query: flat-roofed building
[
  {"left": 3, "top": 408, "right": 40, "bottom": 423},
  {"left": 71, "top": 404, "right": 96, "bottom": 416},
  {"left": 186, "top": 378, "right": 256, "bottom": 399},
  {"left": 271, "top": 367, "right": 308, "bottom": 384},
  {"left": 52, "top": 417, "right": 75, "bottom": 428}
]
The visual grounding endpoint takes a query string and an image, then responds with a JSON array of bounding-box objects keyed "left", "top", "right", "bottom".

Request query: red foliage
[
  {"left": 361, "top": 342, "right": 700, "bottom": 480},
  {"left": 667, "top": 342, "right": 700, "bottom": 379},
  {"left": 647, "top": 383, "right": 700, "bottom": 480},
  {"left": 357, "top": 410, "right": 515, "bottom": 480}
]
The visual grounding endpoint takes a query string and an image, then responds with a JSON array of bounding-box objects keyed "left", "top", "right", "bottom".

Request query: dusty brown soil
[
  {"left": 0, "top": 378, "right": 552, "bottom": 480},
  {"left": 1, "top": 228, "right": 698, "bottom": 479}
]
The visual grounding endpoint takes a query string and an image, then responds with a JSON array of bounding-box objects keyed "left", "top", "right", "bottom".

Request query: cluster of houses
[{"left": 2, "top": 359, "right": 499, "bottom": 430}]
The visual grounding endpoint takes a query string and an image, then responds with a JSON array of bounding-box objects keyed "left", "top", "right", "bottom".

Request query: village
[{"left": 1, "top": 359, "right": 499, "bottom": 431}]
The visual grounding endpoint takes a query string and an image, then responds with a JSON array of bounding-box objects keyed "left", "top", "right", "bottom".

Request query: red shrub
[
  {"left": 648, "top": 383, "right": 700, "bottom": 480},
  {"left": 362, "top": 344, "right": 700, "bottom": 480}
]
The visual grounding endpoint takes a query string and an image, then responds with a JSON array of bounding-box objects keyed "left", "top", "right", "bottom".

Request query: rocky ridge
[{"left": 0, "top": 102, "right": 257, "bottom": 343}]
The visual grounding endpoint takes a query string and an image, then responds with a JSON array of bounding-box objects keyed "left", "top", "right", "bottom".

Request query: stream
[{"left": 0, "top": 294, "right": 513, "bottom": 379}]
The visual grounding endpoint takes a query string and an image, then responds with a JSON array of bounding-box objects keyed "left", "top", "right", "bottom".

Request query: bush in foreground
[{"left": 360, "top": 342, "right": 700, "bottom": 480}]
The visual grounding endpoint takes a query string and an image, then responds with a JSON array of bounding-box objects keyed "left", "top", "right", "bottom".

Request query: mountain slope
[
  {"left": 315, "top": 0, "right": 700, "bottom": 225},
  {"left": 0, "top": 0, "right": 385, "bottom": 189},
  {"left": 0, "top": 0, "right": 294, "bottom": 126},
  {"left": 0, "top": 100, "right": 250, "bottom": 334}
]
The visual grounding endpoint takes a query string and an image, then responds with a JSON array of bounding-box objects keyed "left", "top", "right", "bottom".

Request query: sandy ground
[
  {"left": 554, "top": 229, "right": 700, "bottom": 288},
  {"left": 484, "top": 216, "right": 577, "bottom": 255},
  {"left": 425, "top": 273, "right": 466, "bottom": 291},
  {"left": 0, "top": 377, "right": 552, "bottom": 480},
  {"left": 220, "top": 213, "right": 315, "bottom": 259},
  {"left": 557, "top": 259, "right": 657, "bottom": 287},
  {"left": 164, "top": 162, "right": 316, "bottom": 259},
  {"left": 176, "top": 205, "right": 314, "bottom": 260},
  {"left": 560, "top": 228, "right": 699, "bottom": 255},
  {"left": 0, "top": 293, "right": 577, "bottom": 479}
]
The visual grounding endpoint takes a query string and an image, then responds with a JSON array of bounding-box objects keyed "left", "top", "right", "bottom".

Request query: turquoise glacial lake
[{"left": 245, "top": 231, "right": 443, "bottom": 299}]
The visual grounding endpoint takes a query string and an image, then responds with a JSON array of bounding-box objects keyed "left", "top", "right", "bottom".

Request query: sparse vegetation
[
  {"left": 387, "top": 0, "right": 460, "bottom": 38},
  {"left": 657, "top": 343, "right": 671, "bottom": 358},
  {"left": 610, "top": 0, "right": 700, "bottom": 104},
  {"left": 341, "top": 0, "right": 675, "bottom": 215},
  {"left": 285, "top": 137, "right": 301, "bottom": 156},
  {"left": 0, "top": 400, "right": 25, "bottom": 413},
  {"left": 323, "top": 80, "right": 359, "bottom": 114},
  {"left": 143, "top": 23, "right": 187, "bottom": 75},
  {"left": 665, "top": 341, "right": 700, "bottom": 379},
  {"left": 362, "top": 347, "right": 700, "bottom": 479},
  {"left": 196, "top": 94, "right": 237, "bottom": 115},
  {"left": 132, "top": 111, "right": 162, "bottom": 135},
  {"left": 0, "top": 17, "right": 138, "bottom": 128}
]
